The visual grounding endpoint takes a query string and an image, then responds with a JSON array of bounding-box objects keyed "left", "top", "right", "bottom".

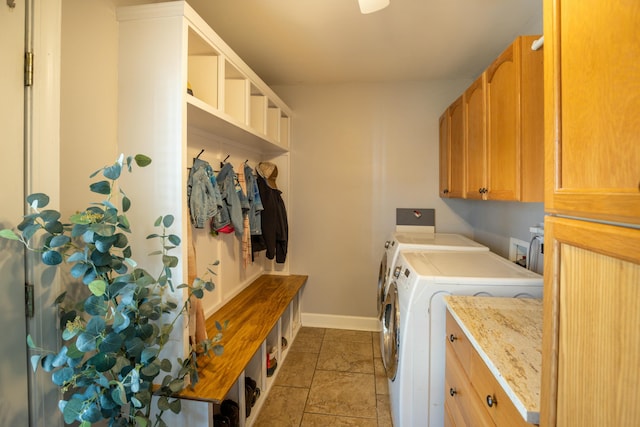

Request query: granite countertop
[{"left": 445, "top": 295, "right": 543, "bottom": 424}]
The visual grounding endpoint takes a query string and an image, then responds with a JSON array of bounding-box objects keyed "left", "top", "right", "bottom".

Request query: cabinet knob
[
  {"left": 443, "top": 189, "right": 449, "bottom": 194},
  {"left": 486, "top": 394, "right": 496, "bottom": 408},
  {"left": 448, "top": 334, "right": 457, "bottom": 343},
  {"left": 450, "top": 388, "right": 457, "bottom": 397}
]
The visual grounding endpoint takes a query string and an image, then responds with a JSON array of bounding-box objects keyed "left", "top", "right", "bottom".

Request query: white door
[{"left": 0, "top": 1, "right": 30, "bottom": 425}]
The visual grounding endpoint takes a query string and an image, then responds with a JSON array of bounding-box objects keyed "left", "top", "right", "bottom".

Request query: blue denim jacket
[
  {"left": 216, "top": 163, "right": 247, "bottom": 237},
  {"left": 187, "top": 158, "right": 223, "bottom": 229},
  {"left": 244, "top": 164, "right": 264, "bottom": 235}
]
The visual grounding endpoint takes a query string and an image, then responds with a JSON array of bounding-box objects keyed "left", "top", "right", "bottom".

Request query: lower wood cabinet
[{"left": 445, "top": 311, "right": 536, "bottom": 427}]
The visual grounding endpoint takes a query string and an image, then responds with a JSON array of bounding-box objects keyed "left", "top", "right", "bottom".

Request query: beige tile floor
[{"left": 253, "top": 327, "right": 392, "bottom": 427}]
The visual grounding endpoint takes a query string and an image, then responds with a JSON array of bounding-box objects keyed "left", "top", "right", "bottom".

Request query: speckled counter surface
[{"left": 445, "top": 296, "right": 542, "bottom": 424}]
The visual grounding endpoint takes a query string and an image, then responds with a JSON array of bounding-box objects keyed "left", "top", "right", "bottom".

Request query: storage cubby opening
[
  {"left": 224, "top": 60, "right": 248, "bottom": 124},
  {"left": 266, "top": 101, "right": 281, "bottom": 142},
  {"left": 249, "top": 85, "right": 267, "bottom": 135},
  {"left": 279, "top": 115, "right": 290, "bottom": 148},
  {"left": 281, "top": 304, "right": 292, "bottom": 353},
  {"left": 187, "top": 27, "right": 220, "bottom": 109}
]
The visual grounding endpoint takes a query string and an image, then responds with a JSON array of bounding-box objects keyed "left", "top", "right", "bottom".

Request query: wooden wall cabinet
[
  {"left": 439, "top": 96, "right": 465, "bottom": 198},
  {"left": 543, "top": 0, "right": 640, "bottom": 224},
  {"left": 439, "top": 35, "right": 544, "bottom": 202},
  {"left": 541, "top": 1, "right": 640, "bottom": 426},
  {"left": 485, "top": 35, "right": 544, "bottom": 202}
]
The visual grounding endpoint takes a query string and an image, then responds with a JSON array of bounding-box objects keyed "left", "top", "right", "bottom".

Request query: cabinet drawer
[
  {"left": 446, "top": 346, "right": 495, "bottom": 427},
  {"left": 446, "top": 310, "right": 472, "bottom": 377},
  {"left": 470, "top": 348, "right": 532, "bottom": 427}
]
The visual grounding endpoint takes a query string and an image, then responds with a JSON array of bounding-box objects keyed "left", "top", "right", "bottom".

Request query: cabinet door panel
[
  {"left": 486, "top": 44, "right": 519, "bottom": 201},
  {"left": 541, "top": 216, "right": 640, "bottom": 426},
  {"left": 449, "top": 96, "right": 465, "bottom": 198},
  {"left": 439, "top": 111, "right": 451, "bottom": 197},
  {"left": 465, "top": 74, "right": 486, "bottom": 200},
  {"left": 545, "top": 0, "right": 640, "bottom": 223}
]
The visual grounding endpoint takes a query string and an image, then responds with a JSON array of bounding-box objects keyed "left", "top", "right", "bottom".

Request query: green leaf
[
  {"left": 76, "top": 332, "right": 97, "bottom": 352},
  {"left": 162, "top": 215, "right": 174, "bottom": 228},
  {"left": 141, "top": 362, "right": 159, "bottom": 377},
  {"left": 168, "top": 398, "right": 181, "bottom": 414},
  {"left": 70, "top": 212, "right": 92, "bottom": 225},
  {"left": 112, "top": 382, "right": 127, "bottom": 405},
  {"left": 89, "top": 180, "right": 111, "bottom": 195},
  {"left": 22, "top": 223, "right": 41, "bottom": 242},
  {"left": 44, "top": 220, "right": 63, "bottom": 234},
  {"left": 162, "top": 255, "right": 178, "bottom": 268},
  {"left": 154, "top": 216, "right": 162, "bottom": 227},
  {"left": 141, "top": 347, "right": 159, "bottom": 364},
  {"left": 112, "top": 311, "right": 131, "bottom": 333},
  {"left": 88, "top": 279, "right": 107, "bottom": 297},
  {"left": 84, "top": 295, "right": 108, "bottom": 316},
  {"left": 122, "top": 196, "right": 131, "bottom": 213},
  {"left": 30, "top": 354, "right": 41, "bottom": 372},
  {"left": 51, "top": 346, "right": 69, "bottom": 368},
  {"left": 160, "top": 359, "right": 172, "bottom": 372},
  {"left": 49, "top": 235, "right": 70, "bottom": 248},
  {"left": 90, "top": 223, "right": 116, "bottom": 237},
  {"left": 62, "top": 398, "right": 83, "bottom": 424},
  {"left": 103, "top": 163, "right": 122, "bottom": 180},
  {"left": 66, "top": 343, "right": 84, "bottom": 359},
  {"left": 169, "top": 378, "right": 184, "bottom": 393},
  {"left": 87, "top": 352, "right": 117, "bottom": 372},
  {"left": 0, "top": 229, "right": 20, "bottom": 240},
  {"left": 40, "top": 209, "right": 61, "bottom": 222},
  {"left": 26, "top": 193, "right": 50, "bottom": 209},
  {"left": 168, "top": 234, "right": 181, "bottom": 246},
  {"left": 42, "top": 250, "right": 63, "bottom": 266},
  {"left": 134, "top": 154, "right": 152, "bottom": 167},
  {"left": 51, "top": 366, "right": 74, "bottom": 386},
  {"left": 157, "top": 396, "right": 170, "bottom": 411},
  {"left": 134, "top": 415, "right": 148, "bottom": 426},
  {"left": 27, "top": 334, "right": 36, "bottom": 348}
]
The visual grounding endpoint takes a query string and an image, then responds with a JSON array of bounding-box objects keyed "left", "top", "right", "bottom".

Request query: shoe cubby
[
  {"left": 280, "top": 303, "right": 292, "bottom": 358},
  {"left": 292, "top": 292, "right": 301, "bottom": 332}
]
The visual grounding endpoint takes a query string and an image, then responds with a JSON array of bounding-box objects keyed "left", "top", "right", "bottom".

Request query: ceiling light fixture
[{"left": 358, "top": 0, "right": 389, "bottom": 14}]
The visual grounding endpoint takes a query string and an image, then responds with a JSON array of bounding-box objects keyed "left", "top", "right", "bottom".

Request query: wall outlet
[{"left": 509, "top": 237, "right": 529, "bottom": 264}]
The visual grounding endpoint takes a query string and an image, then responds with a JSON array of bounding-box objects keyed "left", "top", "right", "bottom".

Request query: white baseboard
[{"left": 301, "top": 312, "right": 381, "bottom": 332}]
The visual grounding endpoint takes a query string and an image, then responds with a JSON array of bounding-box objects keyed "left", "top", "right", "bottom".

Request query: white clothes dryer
[
  {"left": 381, "top": 250, "right": 543, "bottom": 427},
  {"left": 377, "top": 232, "right": 488, "bottom": 319}
]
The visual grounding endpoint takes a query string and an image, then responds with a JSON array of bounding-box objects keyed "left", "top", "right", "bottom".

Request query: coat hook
[
  {"left": 7, "top": 0, "right": 16, "bottom": 8},
  {"left": 195, "top": 149, "right": 205, "bottom": 159}
]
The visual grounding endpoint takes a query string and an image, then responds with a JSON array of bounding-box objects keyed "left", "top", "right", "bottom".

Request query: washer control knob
[
  {"left": 393, "top": 266, "right": 402, "bottom": 278},
  {"left": 384, "top": 240, "right": 391, "bottom": 249}
]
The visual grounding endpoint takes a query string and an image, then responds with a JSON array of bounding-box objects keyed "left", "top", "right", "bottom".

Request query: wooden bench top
[{"left": 179, "top": 274, "right": 307, "bottom": 403}]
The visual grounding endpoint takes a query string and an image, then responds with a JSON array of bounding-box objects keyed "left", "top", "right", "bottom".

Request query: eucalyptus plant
[{"left": 0, "top": 154, "right": 223, "bottom": 427}]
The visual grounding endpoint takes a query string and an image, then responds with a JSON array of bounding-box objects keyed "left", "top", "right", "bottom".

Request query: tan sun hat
[{"left": 257, "top": 162, "right": 278, "bottom": 189}]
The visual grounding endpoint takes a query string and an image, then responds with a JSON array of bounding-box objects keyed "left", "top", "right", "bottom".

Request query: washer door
[
  {"left": 377, "top": 252, "right": 388, "bottom": 319},
  {"left": 381, "top": 281, "right": 399, "bottom": 380}
]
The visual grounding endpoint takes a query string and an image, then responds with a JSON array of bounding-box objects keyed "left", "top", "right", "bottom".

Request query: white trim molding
[{"left": 301, "top": 312, "right": 381, "bottom": 332}]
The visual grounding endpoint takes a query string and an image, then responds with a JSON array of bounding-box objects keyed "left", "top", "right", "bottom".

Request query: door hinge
[
  {"left": 24, "top": 51, "right": 34, "bottom": 87},
  {"left": 25, "top": 283, "right": 34, "bottom": 318}
]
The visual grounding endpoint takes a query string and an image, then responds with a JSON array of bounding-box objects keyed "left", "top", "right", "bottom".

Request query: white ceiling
[{"left": 185, "top": 0, "right": 543, "bottom": 86}]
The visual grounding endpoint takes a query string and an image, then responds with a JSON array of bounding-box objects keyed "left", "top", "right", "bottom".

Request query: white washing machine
[
  {"left": 377, "top": 231, "right": 488, "bottom": 319},
  {"left": 381, "top": 250, "right": 543, "bottom": 427}
]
